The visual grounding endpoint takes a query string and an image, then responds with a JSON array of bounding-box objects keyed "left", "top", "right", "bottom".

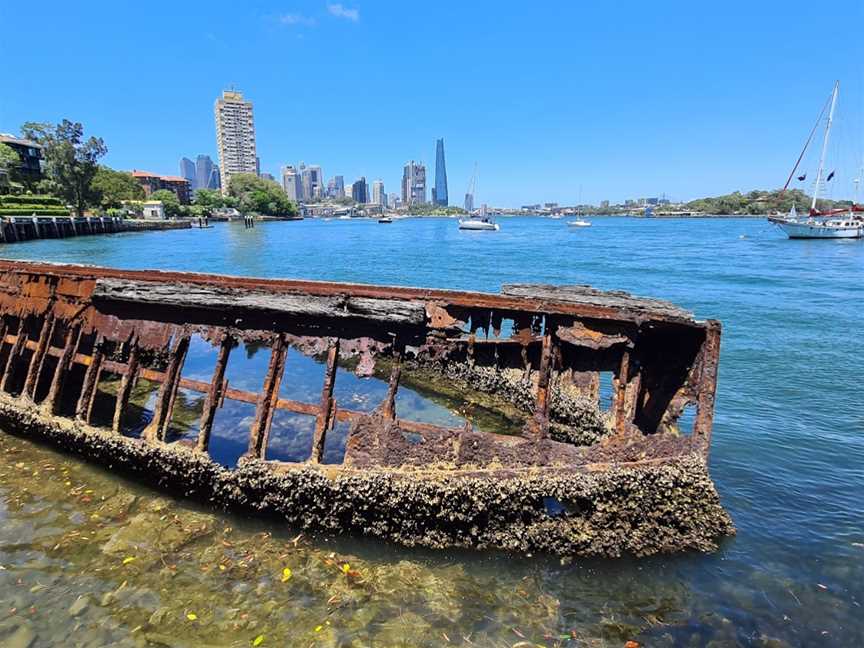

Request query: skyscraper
[
  {"left": 282, "top": 165, "right": 299, "bottom": 202},
  {"left": 401, "top": 161, "right": 426, "bottom": 206},
  {"left": 195, "top": 155, "right": 220, "bottom": 190},
  {"left": 371, "top": 180, "right": 385, "bottom": 206},
  {"left": 179, "top": 158, "right": 196, "bottom": 189},
  {"left": 352, "top": 177, "right": 368, "bottom": 204},
  {"left": 434, "top": 138, "right": 448, "bottom": 206},
  {"left": 214, "top": 89, "right": 257, "bottom": 194},
  {"left": 333, "top": 175, "right": 345, "bottom": 199}
]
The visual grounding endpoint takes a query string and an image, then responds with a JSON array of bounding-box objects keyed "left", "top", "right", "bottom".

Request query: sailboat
[
  {"left": 768, "top": 81, "right": 864, "bottom": 239},
  {"left": 459, "top": 203, "right": 499, "bottom": 231}
]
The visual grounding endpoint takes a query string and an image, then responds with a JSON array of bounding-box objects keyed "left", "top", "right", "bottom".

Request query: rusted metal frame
[
  {"left": 531, "top": 331, "right": 556, "bottom": 439},
  {"left": 692, "top": 323, "right": 721, "bottom": 455},
  {"left": 76, "top": 334, "right": 105, "bottom": 422},
  {"left": 310, "top": 338, "right": 340, "bottom": 464},
  {"left": 44, "top": 324, "right": 83, "bottom": 414},
  {"left": 144, "top": 334, "right": 191, "bottom": 443},
  {"left": 247, "top": 335, "right": 288, "bottom": 458},
  {"left": 197, "top": 336, "right": 232, "bottom": 453},
  {"left": 22, "top": 315, "right": 56, "bottom": 399},
  {"left": 381, "top": 346, "right": 403, "bottom": 421},
  {"left": 613, "top": 350, "right": 631, "bottom": 433},
  {"left": 111, "top": 339, "right": 140, "bottom": 435}
]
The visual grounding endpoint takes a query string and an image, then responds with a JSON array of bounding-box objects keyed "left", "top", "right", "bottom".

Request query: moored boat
[
  {"left": 567, "top": 219, "right": 591, "bottom": 228},
  {"left": 459, "top": 203, "right": 499, "bottom": 231}
]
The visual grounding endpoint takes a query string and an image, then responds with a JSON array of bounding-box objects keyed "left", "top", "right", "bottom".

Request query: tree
[
  {"left": 91, "top": 166, "right": 144, "bottom": 209},
  {"left": 0, "top": 143, "right": 20, "bottom": 193},
  {"left": 227, "top": 173, "right": 297, "bottom": 216},
  {"left": 150, "top": 189, "right": 182, "bottom": 217},
  {"left": 21, "top": 120, "right": 107, "bottom": 216}
]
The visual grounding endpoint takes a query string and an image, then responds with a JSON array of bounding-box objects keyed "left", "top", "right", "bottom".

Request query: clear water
[{"left": 1, "top": 216, "right": 862, "bottom": 646}]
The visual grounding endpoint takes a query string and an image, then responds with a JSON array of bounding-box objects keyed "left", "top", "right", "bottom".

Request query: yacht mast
[{"left": 811, "top": 81, "right": 839, "bottom": 213}]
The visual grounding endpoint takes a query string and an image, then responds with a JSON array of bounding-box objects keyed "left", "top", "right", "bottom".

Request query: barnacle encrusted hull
[
  {"left": 0, "top": 395, "right": 733, "bottom": 556},
  {"left": 0, "top": 261, "right": 733, "bottom": 556}
]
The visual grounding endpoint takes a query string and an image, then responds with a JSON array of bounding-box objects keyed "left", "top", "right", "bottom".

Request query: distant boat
[
  {"left": 769, "top": 81, "right": 864, "bottom": 239},
  {"left": 338, "top": 215, "right": 351, "bottom": 220},
  {"left": 567, "top": 219, "right": 591, "bottom": 228},
  {"left": 378, "top": 216, "right": 393, "bottom": 224},
  {"left": 459, "top": 204, "right": 499, "bottom": 231}
]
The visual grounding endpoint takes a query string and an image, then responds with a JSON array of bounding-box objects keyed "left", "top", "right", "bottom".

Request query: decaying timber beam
[
  {"left": 197, "top": 336, "right": 232, "bottom": 452},
  {"left": 23, "top": 314, "right": 55, "bottom": 398},
  {"left": 76, "top": 335, "right": 104, "bottom": 423},
  {"left": 144, "top": 334, "right": 191, "bottom": 442},
  {"left": 44, "top": 325, "right": 81, "bottom": 414},
  {"left": 112, "top": 339, "right": 140, "bottom": 434}
]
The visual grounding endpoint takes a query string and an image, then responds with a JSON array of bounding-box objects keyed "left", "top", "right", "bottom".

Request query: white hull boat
[
  {"left": 458, "top": 219, "right": 499, "bottom": 231},
  {"left": 768, "top": 215, "right": 863, "bottom": 239},
  {"left": 567, "top": 219, "right": 591, "bottom": 227}
]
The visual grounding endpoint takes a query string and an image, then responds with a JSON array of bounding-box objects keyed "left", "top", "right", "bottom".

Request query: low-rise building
[
  {"left": 141, "top": 200, "right": 165, "bottom": 219},
  {"left": 0, "top": 134, "right": 44, "bottom": 186},
  {"left": 131, "top": 170, "right": 192, "bottom": 204}
]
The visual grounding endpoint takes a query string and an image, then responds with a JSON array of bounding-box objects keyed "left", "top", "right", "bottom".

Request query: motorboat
[
  {"left": 378, "top": 216, "right": 393, "bottom": 224},
  {"left": 567, "top": 219, "right": 592, "bottom": 228}
]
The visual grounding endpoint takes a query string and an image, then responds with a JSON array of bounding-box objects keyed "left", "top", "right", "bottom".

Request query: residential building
[
  {"left": 371, "top": 179, "right": 385, "bottom": 206},
  {"left": 352, "top": 177, "right": 368, "bottom": 204},
  {"left": 195, "top": 155, "right": 220, "bottom": 190},
  {"left": 282, "top": 165, "right": 300, "bottom": 201},
  {"left": 387, "top": 193, "right": 398, "bottom": 209},
  {"left": 214, "top": 89, "right": 257, "bottom": 194},
  {"left": 600, "top": 200, "right": 610, "bottom": 209},
  {"left": 401, "top": 161, "right": 426, "bottom": 206},
  {"left": 131, "top": 170, "right": 192, "bottom": 204},
  {"left": 0, "top": 134, "right": 44, "bottom": 186},
  {"left": 141, "top": 200, "right": 165, "bottom": 219},
  {"left": 179, "top": 157, "right": 196, "bottom": 188},
  {"left": 433, "top": 138, "right": 448, "bottom": 206},
  {"left": 332, "top": 175, "right": 345, "bottom": 199}
]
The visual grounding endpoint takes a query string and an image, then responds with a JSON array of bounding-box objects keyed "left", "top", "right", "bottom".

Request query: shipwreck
[{"left": 0, "top": 260, "right": 733, "bottom": 557}]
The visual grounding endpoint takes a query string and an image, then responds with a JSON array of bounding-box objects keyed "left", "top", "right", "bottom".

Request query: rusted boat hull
[{"left": 0, "top": 260, "right": 733, "bottom": 556}]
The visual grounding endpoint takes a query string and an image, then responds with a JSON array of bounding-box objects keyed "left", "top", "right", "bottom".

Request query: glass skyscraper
[{"left": 434, "top": 138, "right": 448, "bottom": 206}]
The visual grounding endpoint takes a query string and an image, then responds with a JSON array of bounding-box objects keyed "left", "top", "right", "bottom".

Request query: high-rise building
[
  {"left": 401, "top": 161, "right": 426, "bottom": 206},
  {"left": 371, "top": 180, "right": 385, "bottom": 206},
  {"left": 179, "top": 158, "right": 196, "bottom": 189},
  {"left": 387, "top": 193, "right": 398, "bottom": 209},
  {"left": 433, "top": 138, "right": 448, "bottom": 206},
  {"left": 299, "top": 164, "right": 324, "bottom": 202},
  {"left": 195, "top": 155, "right": 220, "bottom": 190},
  {"left": 464, "top": 192, "right": 474, "bottom": 212},
  {"left": 214, "top": 89, "right": 257, "bottom": 194},
  {"left": 333, "top": 175, "right": 345, "bottom": 199},
  {"left": 282, "top": 165, "right": 299, "bottom": 201},
  {"left": 352, "top": 177, "right": 368, "bottom": 204}
]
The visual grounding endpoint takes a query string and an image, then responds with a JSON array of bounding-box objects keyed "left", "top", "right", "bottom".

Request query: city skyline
[{"left": 3, "top": 2, "right": 863, "bottom": 204}]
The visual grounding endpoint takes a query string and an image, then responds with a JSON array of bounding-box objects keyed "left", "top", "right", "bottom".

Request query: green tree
[
  {"left": 20, "top": 120, "right": 107, "bottom": 216},
  {"left": 0, "top": 143, "right": 21, "bottom": 192},
  {"left": 227, "top": 173, "right": 296, "bottom": 217},
  {"left": 150, "top": 189, "right": 182, "bottom": 217},
  {"left": 192, "top": 188, "right": 225, "bottom": 215},
  {"left": 91, "top": 166, "right": 144, "bottom": 209}
]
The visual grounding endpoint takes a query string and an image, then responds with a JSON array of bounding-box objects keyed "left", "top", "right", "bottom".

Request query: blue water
[{"left": 2, "top": 216, "right": 863, "bottom": 645}]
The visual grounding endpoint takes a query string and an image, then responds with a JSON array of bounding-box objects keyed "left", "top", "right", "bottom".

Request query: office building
[
  {"left": 433, "top": 138, "right": 448, "bottom": 206},
  {"left": 214, "top": 89, "right": 257, "bottom": 194},
  {"left": 282, "top": 165, "right": 299, "bottom": 201},
  {"left": 401, "top": 161, "right": 426, "bottom": 206},
  {"left": 371, "top": 180, "right": 385, "bottom": 206},
  {"left": 196, "top": 155, "right": 220, "bottom": 190},
  {"left": 352, "top": 177, "right": 368, "bottom": 204},
  {"left": 179, "top": 157, "right": 196, "bottom": 188}
]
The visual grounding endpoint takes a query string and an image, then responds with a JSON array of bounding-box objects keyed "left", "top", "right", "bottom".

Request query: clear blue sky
[{"left": 2, "top": 1, "right": 863, "bottom": 206}]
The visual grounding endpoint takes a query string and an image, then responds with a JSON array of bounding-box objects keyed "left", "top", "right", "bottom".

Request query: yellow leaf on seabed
[
  {"left": 187, "top": 613, "right": 198, "bottom": 621},
  {"left": 252, "top": 635, "right": 265, "bottom": 646},
  {"left": 341, "top": 563, "right": 350, "bottom": 574},
  {"left": 280, "top": 567, "right": 292, "bottom": 582},
  {"left": 122, "top": 557, "right": 136, "bottom": 565},
  {"left": 314, "top": 625, "right": 323, "bottom": 632}
]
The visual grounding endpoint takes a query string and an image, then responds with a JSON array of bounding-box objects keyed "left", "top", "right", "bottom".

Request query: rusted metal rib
[
  {"left": 23, "top": 314, "right": 55, "bottom": 399},
  {"left": 112, "top": 339, "right": 140, "bottom": 435},
  {"left": 310, "top": 338, "right": 339, "bottom": 463},
  {"left": 531, "top": 332, "right": 554, "bottom": 439},
  {"left": 381, "top": 347, "right": 402, "bottom": 420},
  {"left": 144, "top": 334, "right": 191, "bottom": 442},
  {"left": 76, "top": 335, "right": 104, "bottom": 423},
  {"left": 197, "top": 336, "right": 232, "bottom": 453},
  {"left": 248, "top": 335, "right": 288, "bottom": 458},
  {"left": 44, "top": 325, "right": 82, "bottom": 414}
]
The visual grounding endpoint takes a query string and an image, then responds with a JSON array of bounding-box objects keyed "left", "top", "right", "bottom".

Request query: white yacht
[
  {"left": 770, "top": 81, "right": 864, "bottom": 239},
  {"left": 459, "top": 204, "right": 499, "bottom": 231},
  {"left": 567, "top": 218, "right": 591, "bottom": 228}
]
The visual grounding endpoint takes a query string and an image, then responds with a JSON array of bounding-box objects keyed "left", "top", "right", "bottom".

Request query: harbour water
[{"left": 0, "top": 216, "right": 862, "bottom": 646}]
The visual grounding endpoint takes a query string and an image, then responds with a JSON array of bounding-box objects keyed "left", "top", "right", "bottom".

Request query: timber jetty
[
  {"left": 0, "top": 216, "right": 190, "bottom": 244},
  {"left": 0, "top": 261, "right": 733, "bottom": 557}
]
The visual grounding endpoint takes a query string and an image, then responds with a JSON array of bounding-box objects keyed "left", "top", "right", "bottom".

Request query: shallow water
[{"left": 1, "top": 216, "right": 863, "bottom": 646}]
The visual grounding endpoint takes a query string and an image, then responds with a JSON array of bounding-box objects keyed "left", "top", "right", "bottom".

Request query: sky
[{"left": 2, "top": 0, "right": 864, "bottom": 206}]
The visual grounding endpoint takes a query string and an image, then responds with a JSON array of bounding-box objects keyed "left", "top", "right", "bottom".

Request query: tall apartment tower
[
  {"left": 352, "top": 177, "right": 368, "bottom": 204},
  {"left": 401, "top": 161, "right": 427, "bottom": 206},
  {"left": 433, "top": 138, "right": 448, "bottom": 206},
  {"left": 371, "top": 180, "right": 385, "bottom": 206},
  {"left": 214, "top": 89, "right": 257, "bottom": 194}
]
